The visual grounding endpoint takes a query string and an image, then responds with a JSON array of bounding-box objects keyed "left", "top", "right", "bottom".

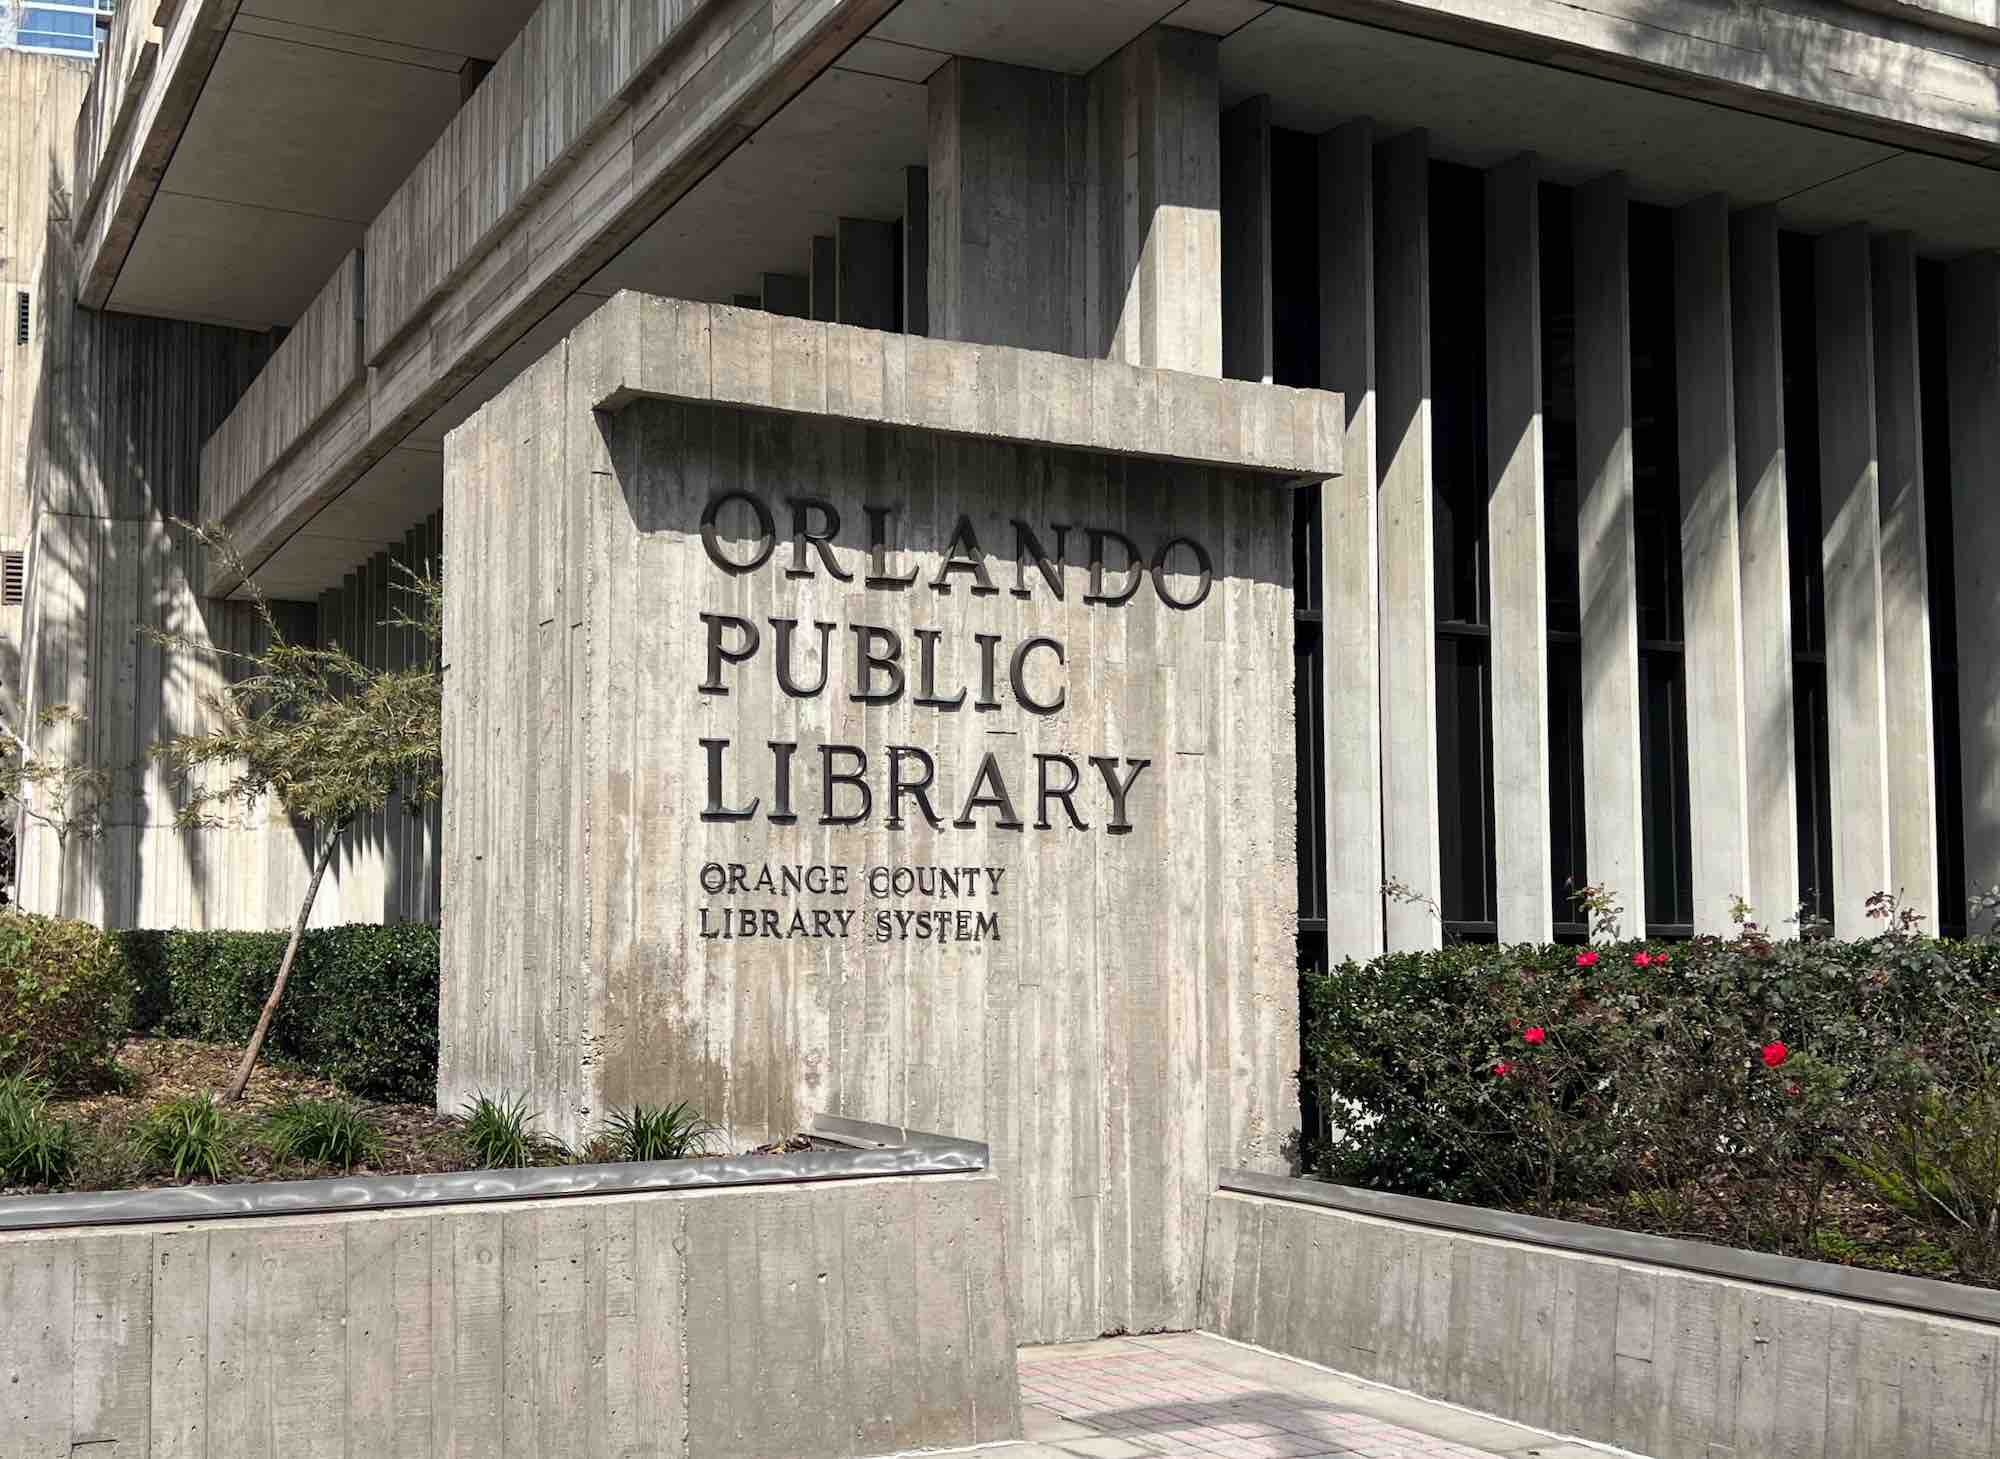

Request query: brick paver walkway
[{"left": 1002, "top": 1333, "right": 1615, "bottom": 1459}]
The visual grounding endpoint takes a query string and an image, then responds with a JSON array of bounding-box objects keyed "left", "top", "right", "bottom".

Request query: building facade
[{"left": 10, "top": 0, "right": 2000, "bottom": 1340}]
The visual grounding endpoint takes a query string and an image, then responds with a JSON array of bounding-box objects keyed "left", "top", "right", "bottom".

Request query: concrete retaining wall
[
  {"left": 1198, "top": 1173, "right": 2000, "bottom": 1459},
  {"left": 0, "top": 1121, "right": 1019, "bottom": 1459}
]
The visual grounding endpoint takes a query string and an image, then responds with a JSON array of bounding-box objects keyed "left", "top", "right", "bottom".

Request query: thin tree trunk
[{"left": 223, "top": 820, "right": 346, "bottom": 1103}]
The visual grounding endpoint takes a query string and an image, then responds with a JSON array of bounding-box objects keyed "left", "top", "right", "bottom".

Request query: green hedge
[
  {"left": 1300, "top": 927, "right": 2000, "bottom": 1249},
  {"left": 117, "top": 924, "right": 439, "bottom": 1103},
  {"left": 0, "top": 910, "right": 131, "bottom": 1091}
]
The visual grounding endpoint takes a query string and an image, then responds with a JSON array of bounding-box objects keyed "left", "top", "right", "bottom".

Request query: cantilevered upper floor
[{"left": 62, "top": 0, "right": 2000, "bottom": 601}]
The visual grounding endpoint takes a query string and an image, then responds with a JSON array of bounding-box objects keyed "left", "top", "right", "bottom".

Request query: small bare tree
[
  {"left": 0, "top": 704, "right": 113, "bottom": 909},
  {"left": 147, "top": 522, "right": 442, "bottom": 1102}
]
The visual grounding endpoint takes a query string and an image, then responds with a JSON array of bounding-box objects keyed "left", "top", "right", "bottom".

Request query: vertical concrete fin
[
  {"left": 1375, "top": 128, "right": 1442, "bottom": 951},
  {"left": 1871, "top": 231, "right": 1938, "bottom": 928},
  {"left": 1572, "top": 172, "right": 1646, "bottom": 939},
  {"left": 1484, "top": 152, "right": 1553, "bottom": 944},
  {"left": 1318, "top": 119, "right": 1385, "bottom": 960},
  {"left": 1731, "top": 205, "right": 1800, "bottom": 933},
  {"left": 1948, "top": 253, "right": 2000, "bottom": 920},
  {"left": 836, "top": 217, "right": 899, "bottom": 332},
  {"left": 1221, "top": 94, "right": 1273, "bottom": 384},
  {"left": 1814, "top": 226, "right": 1892, "bottom": 934},
  {"left": 904, "top": 165, "right": 930, "bottom": 338},
  {"left": 1675, "top": 193, "right": 1753, "bottom": 935}
]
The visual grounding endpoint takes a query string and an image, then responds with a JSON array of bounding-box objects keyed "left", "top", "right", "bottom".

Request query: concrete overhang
[
  {"left": 214, "top": 0, "right": 2000, "bottom": 603},
  {"left": 77, "top": 0, "right": 539, "bottom": 331}
]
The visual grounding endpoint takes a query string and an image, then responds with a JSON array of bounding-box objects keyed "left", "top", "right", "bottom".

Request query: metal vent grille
[
  {"left": 15, "top": 292, "right": 27, "bottom": 347},
  {"left": 3, "top": 551, "right": 23, "bottom": 607}
]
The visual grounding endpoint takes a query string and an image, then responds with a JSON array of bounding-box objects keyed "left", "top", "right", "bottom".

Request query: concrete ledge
[
  {"left": 1219, "top": 1167, "right": 2000, "bottom": 1327},
  {"left": 0, "top": 1115, "right": 987, "bottom": 1235},
  {"left": 577, "top": 292, "right": 1343, "bottom": 486},
  {"left": 0, "top": 1117, "right": 1018, "bottom": 1458},
  {"left": 1202, "top": 1177, "right": 2000, "bottom": 1459}
]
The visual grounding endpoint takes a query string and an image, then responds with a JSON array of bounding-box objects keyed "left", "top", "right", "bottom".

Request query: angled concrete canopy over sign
[{"left": 440, "top": 292, "right": 1339, "bottom": 1343}]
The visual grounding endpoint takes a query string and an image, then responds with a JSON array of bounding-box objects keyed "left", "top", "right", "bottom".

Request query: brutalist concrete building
[{"left": 11, "top": 0, "right": 2000, "bottom": 1345}]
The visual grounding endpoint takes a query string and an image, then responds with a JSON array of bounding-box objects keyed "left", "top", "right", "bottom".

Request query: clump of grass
[
  {"left": 460, "top": 1092, "right": 565, "bottom": 1168},
  {"left": 0, "top": 1074, "right": 78, "bottom": 1187},
  {"left": 265, "top": 1098, "right": 383, "bottom": 1173},
  {"left": 131, "top": 1095, "right": 234, "bottom": 1181},
  {"left": 602, "top": 1101, "right": 720, "bottom": 1163}
]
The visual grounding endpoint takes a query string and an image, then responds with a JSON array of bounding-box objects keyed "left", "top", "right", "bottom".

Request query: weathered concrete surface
[
  {"left": 441, "top": 294, "right": 1325, "bottom": 1343},
  {"left": 1200, "top": 1185, "right": 2000, "bottom": 1459},
  {"left": 0, "top": 1171, "right": 1017, "bottom": 1459}
]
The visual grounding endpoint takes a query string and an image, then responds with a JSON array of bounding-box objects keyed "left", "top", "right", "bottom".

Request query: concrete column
[
  {"left": 1090, "top": 27, "right": 1222, "bottom": 375},
  {"left": 1674, "top": 195, "right": 1752, "bottom": 935},
  {"left": 810, "top": 235, "right": 836, "bottom": 322},
  {"left": 1221, "top": 94, "right": 1272, "bottom": 384},
  {"left": 1872, "top": 232, "right": 1938, "bottom": 926},
  {"left": 1814, "top": 226, "right": 1892, "bottom": 934},
  {"left": 1948, "top": 254, "right": 2000, "bottom": 914},
  {"left": 1731, "top": 206, "right": 1799, "bottom": 930},
  {"left": 1375, "top": 129, "right": 1441, "bottom": 951},
  {"left": 904, "top": 165, "right": 929, "bottom": 337},
  {"left": 1318, "top": 119, "right": 1383, "bottom": 960},
  {"left": 1485, "top": 153, "right": 1552, "bottom": 944},
  {"left": 928, "top": 31, "right": 1221, "bottom": 372},
  {"left": 1571, "top": 173, "right": 1645, "bottom": 937},
  {"left": 927, "top": 57, "right": 1081, "bottom": 353},
  {"left": 836, "top": 217, "right": 898, "bottom": 330}
]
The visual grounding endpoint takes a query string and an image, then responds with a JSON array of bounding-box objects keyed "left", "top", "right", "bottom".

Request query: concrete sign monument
[{"left": 439, "top": 294, "right": 1340, "bottom": 1342}]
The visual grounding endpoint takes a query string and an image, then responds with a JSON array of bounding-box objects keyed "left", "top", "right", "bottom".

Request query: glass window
[{"left": 14, "top": 4, "right": 106, "bottom": 56}]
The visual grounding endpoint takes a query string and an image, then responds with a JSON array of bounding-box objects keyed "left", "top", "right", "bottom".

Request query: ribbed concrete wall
[
  {"left": 1200, "top": 1186, "right": 2000, "bottom": 1459},
  {"left": 0, "top": 1172, "right": 1016, "bottom": 1459},
  {"left": 441, "top": 294, "right": 1326, "bottom": 1343}
]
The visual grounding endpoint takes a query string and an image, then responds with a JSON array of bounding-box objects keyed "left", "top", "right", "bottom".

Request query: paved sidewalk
[{"left": 952, "top": 1332, "right": 1625, "bottom": 1459}]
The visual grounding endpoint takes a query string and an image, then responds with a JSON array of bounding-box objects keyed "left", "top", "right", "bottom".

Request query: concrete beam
[
  {"left": 1572, "top": 172, "right": 1645, "bottom": 938},
  {"left": 1730, "top": 206, "right": 1801, "bottom": 931},
  {"left": 1948, "top": 253, "right": 2000, "bottom": 916},
  {"left": 1484, "top": 153, "right": 1553, "bottom": 944},
  {"left": 1674, "top": 194, "right": 1752, "bottom": 935},
  {"left": 1872, "top": 231, "right": 1940, "bottom": 927},
  {"left": 1814, "top": 226, "right": 1893, "bottom": 933},
  {"left": 1375, "top": 129, "right": 1442, "bottom": 951},
  {"left": 1317, "top": 119, "right": 1384, "bottom": 961}
]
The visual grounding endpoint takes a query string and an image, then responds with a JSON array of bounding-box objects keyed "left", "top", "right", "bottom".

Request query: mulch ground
[{"left": 4, "top": 1038, "right": 825, "bottom": 1199}]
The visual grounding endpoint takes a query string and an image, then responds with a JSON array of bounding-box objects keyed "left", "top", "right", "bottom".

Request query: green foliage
[
  {"left": 1843, "top": 1060, "right": 2000, "bottom": 1281},
  {"left": 1300, "top": 916, "right": 2000, "bottom": 1259},
  {"left": 146, "top": 523, "right": 442, "bottom": 837},
  {"left": 264, "top": 1098, "right": 384, "bottom": 1173},
  {"left": 113, "top": 924, "right": 438, "bottom": 1102},
  {"left": 132, "top": 1095, "right": 234, "bottom": 1181},
  {"left": 602, "top": 1102, "right": 720, "bottom": 1163},
  {"left": 461, "top": 1093, "right": 563, "bottom": 1169},
  {"left": 0, "top": 1074, "right": 78, "bottom": 1187},
  {"left": 0, "top": 910, "right": 132, "bottom": 1091}
]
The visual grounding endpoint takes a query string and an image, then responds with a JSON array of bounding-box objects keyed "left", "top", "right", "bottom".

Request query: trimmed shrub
[
  {"left": 1300, "top": 923, "right": 2000, "bottom": 1255},
  {"left": 114, "top": 924, "right": 439, "bottom": 1103},
  {"left": 0, "top": 910, "right": 131, "bottom": 1091}
]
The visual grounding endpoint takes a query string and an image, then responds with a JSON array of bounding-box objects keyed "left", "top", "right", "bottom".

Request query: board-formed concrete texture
[
  {"left": 441, "top": 293, "right": 1336, "bottom": 1344},
  {"left": 1200, "top": 1176, "right": 2000, "bottom": 1459},
  {"left": 0, "top": 1134, "right": 1018, "bottom": 1459}
]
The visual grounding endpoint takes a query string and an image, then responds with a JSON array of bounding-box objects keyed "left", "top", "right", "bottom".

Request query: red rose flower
[
  {"left": 1632, "top": 951, "right": 1652, "bottom": 967},
  {"left": 1523, "top": 1027, "right": 1547, "bottom": 1046},
  {"left": 1762, "top": 1040, "right": 1789, "bottom": 1069},
  {"left": 1656, "top": 951, "right": 1670, "bottom": 965},
  {"left": 1575, "top": 951, "right": 1599, "bottom": 967},
  {"left": 1493, "top": 1061, "right": 1514, "bottom": 1077}
]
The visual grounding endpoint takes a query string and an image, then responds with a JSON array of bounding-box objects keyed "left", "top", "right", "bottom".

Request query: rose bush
[{"left": 1299, "top": 915, "right": 2000, "bottom": 1264}]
